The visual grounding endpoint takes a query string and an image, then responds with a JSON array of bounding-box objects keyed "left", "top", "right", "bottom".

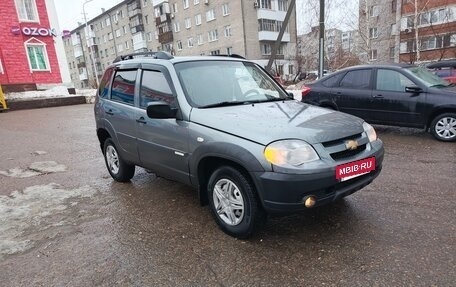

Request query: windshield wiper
[{"left": 199, "top": 101, "right": 250, "bottom": 108}]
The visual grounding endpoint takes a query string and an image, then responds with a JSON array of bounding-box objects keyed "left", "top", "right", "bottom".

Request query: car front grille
[{"left": 321, "top": 132, "right": 368, "bottom": 161}]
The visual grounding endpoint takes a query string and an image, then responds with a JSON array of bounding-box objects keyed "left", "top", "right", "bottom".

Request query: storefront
[{"left": 0, "top": 0, "right": 70, "bottom": 92}]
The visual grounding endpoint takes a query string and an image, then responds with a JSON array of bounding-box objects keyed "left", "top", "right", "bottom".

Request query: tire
[
  {"left": 430, "top": 113, "right": 456, "bottom": 142},
  {"left": 207, "top": 166, "right": 266, "bottom": 238},
  {"left": 103, "top": 138, "right": 135, "bottom": 182}
]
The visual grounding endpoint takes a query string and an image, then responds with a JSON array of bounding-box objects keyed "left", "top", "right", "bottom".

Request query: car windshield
[
  {"left": 175, "top": 60, "right": 289, "bottom": 108},
  {"left": 406, "top": 66, "right": 451, "bottom": 88}
]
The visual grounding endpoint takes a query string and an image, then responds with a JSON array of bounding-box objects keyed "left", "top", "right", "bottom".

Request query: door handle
[
  {"left": 136, "top": 117, "right": 147, "bottom": 124},
  {"left": 372, "top": 94, "right": 384, "bottom": 98},
  {"left": 105, "top": 109, "right": 114, "bottom": 115}
]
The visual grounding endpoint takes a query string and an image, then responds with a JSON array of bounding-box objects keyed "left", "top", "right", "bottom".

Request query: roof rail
[
  {"left": 211, "top": 54, "right": 245, "bottom": 59},
  {"left": 113, "top": 51, "right": 174, "bottom": 63}
]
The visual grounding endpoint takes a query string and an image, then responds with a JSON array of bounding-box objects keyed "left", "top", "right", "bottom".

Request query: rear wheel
[
  {"left": 430, "top": 113, "right": 456, "bottom": 142},
  {"left": 103, "top": 138, "right": 135, "bottom": 182},
  {"left": 207, "top": 166, "right": 265, "bottom": 238}
]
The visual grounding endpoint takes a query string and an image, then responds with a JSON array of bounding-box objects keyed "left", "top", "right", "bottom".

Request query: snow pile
[
  {"left": 76, "top": 89, "right": 97, "bottom": 103},
  {"left": 5, "top": 86, "right": 70, "bottom": 100}
]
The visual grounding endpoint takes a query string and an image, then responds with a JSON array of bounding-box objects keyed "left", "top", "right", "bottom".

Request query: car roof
[
  {"left": 337, "top": 63, "right": 417, "bottom": 71},
  {"left": 426, "top": 60, "right": 456, "bottom": 69}
]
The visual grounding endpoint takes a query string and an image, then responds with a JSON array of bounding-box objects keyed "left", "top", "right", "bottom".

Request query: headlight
[
  {"left": 363, "top": 122, "right": 377, "bottom": 142},
  {"left": 264, "top": 140, "right": 319, "bottom": 167}
]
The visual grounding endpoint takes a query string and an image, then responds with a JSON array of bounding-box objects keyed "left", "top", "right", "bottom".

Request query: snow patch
[
  {"left": 0, "top": 161, "right": 67, "bottom": 178},
  {"left": 5, "top": 86, "right": 70, "bottom": 100},
  {"left": 31, "top": 151, "right": 48, "bottom": 156},
  {"left": 0, "top": 183, "right": 97, "bottom": 257}
]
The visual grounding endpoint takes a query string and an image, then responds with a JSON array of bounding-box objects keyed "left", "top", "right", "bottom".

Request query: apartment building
[
  {"left": 63, "top": 0, "right": 297, "bottom": 88},
  {"left": 358, "top": 0, "right": 401, "bottom": 63},
  {"left": 399, "top": 0, "right": 456, "bottom": 63},
  {"left": 297, "top": 27, "right": 359, "bottom": 71},
  {"left": 359, "top": 0, "right": 456, "bottom": 64}
]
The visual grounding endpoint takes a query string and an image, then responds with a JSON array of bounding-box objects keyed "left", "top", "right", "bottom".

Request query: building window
[
  {"left": 197, "top": 34, "right": 204, "bottom": 45},
  {"left": 369, "top": 5, "right": 379, "bottom": 17},
  {"left": 125, "top": 41, "right": 130, "bottom": 50},
  {"left": 206, "top": 9, "right": 216, "bottom": 22},
  {"left": 210, "top": 50, "right": 220, "bottom": 55},
  {"left": 106, "top": 17, "right": 111, "bottom": 26},
  {"left": 185, "top": 17, "right": 192, "bottom": 29},
  {"left": 172, "top": 3, "right": 178, "bottom": 13},
  {"left": 0, "top": 57, "right": 4, "bottom": 74},
  {"left": 108, "top": 32, "right": 113, "bottom": 40},
  {"left": 115, "top": 29, "right": 121, "bottom": 37},
  {"left": 15, "top": 0, "right": 39, "bottom": 22},
  {"left": 177, "top": 40, "right": 183, "bottom": 50},
  {"left": 145, "top": 15, "right": 149, "bottom": 24},
  {"left": 147, "top": 32, "right": 153, "bottom": 41},
  {"left": 195, "top": 14, "right": 202, "bottom": 25},
  {"left": 222, "top": 3, "right": 230, "bottom": 16},
  {"left": 208, "top": 29, "right": 218, "bottom": 42},
  {"left": 26, "top": 44, "right": 49, "bottom": 71},
  {"left": 117, "top": 44, "right": 124, "bottom": 52},
  {"left": 123, "top": 26, "right": 128, "bottom": 34},
  {"left": 369, "top": 27, "right": 378, "bottom": 39},
  {"left": 278, "top": 0, "right": 288, "bottom": 11},
  {"left": 259, "top": 0, "right": 272, "bottom": 9},
  {"left": 389, "top": 47, "right": 395, "bottom": 59},
  {"left": 226, "top": 47, "right": 232, "bottom": 55},
  {"left": 369, "top": 49, "right": 378, "bottom": 60},
  {"left": 391, "top": 0, "right": 397, "bottom": 13},
  {"left": 174, "top": 22, "right": 181, "bottom": 32},
  {"left": 194, "top": 0, "right": 199, "bottom": 4},
  {"left": 188, "top": 37, "right": 194, "bottom": 47},
  {"left": 183, "top": 0, "right": 189, "bottom": 9},
  {"left": 224, "top": 25, "right": 232, "bottom": 37},
  {"left": 143, "top": 0, "right": 148, "bottom": 7}
]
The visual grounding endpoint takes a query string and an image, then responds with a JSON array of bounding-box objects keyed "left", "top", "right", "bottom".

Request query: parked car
[
  {"left": 426, "top": 60, "right": 456, "bottom": 84},
  {"left": 94, "top": 52, "right": 384, "bottom": 238},
  {"left": 302, "top": 64, "right": 456, "bottom": 142}
]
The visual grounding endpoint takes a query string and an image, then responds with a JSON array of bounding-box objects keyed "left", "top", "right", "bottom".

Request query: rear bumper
[{"left": 251, "top": 145, "right": 384, "bottom": 213}]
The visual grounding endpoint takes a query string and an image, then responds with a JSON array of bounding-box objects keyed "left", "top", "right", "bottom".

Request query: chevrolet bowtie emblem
[{"left": 345, "top": 140, "right": 359, "bottom": 150}]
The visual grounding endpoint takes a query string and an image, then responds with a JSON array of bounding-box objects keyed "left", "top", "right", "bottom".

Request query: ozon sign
[{"left": 11, "top": 26, "right": 57, "bottom": 37}]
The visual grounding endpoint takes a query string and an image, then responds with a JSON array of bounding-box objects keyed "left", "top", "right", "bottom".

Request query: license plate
[{"left": 336, "top": 157, "right": 376, "bottom": 181}]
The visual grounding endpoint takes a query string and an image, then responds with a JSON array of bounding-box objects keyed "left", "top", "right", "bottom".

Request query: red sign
[{"left": 336, "top": 157, "right": 376, "bottom": 180}]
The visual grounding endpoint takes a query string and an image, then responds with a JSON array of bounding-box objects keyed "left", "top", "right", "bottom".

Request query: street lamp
[{"left": 83, "top": 0, "right": 100, "bottom": 87}]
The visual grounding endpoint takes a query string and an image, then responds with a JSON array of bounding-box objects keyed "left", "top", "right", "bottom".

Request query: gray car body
[{"left": 95, "top": 56, "right": 384, "bottom": 212}]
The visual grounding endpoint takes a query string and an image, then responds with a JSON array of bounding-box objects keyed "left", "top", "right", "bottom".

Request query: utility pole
[
  {"left": 83, "top": 0, "right": 100, "bottom": 87},
  {"left": 266, "top": 0, "right": 296, "bottom": 73},
  {"left": 318, "top": 0, "right": 325, "bottom": 79}
]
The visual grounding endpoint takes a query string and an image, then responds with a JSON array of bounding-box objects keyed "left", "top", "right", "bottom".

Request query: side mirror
[
  {"left": 146, "top": 101, "right": 177, "bottom": 119},
  {"left": 405, "top": 85, "right": 423, "bottom": 93},
  {"left": 288, "top": 92, "right": 295, "bottom": 99}
]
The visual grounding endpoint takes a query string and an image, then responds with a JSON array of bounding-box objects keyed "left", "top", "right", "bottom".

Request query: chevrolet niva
[{"left": 94, "top": 52, "right": 384, "bottom": 238}]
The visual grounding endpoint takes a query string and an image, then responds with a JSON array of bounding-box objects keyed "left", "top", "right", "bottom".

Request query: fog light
[{"left": 304, "top": 196, "right": 316, "bottom": 208}]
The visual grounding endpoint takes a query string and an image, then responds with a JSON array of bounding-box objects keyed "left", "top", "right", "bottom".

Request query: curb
[{"left": 5, "top": 96, "right": 90, "bottom": 111}]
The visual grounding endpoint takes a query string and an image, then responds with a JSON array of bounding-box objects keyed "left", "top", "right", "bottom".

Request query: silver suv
[{"left": 94, "top": 52, "right": 384, "bottom": 238}]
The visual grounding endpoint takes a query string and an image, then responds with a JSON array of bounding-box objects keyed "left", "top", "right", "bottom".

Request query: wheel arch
[{"left": 426, "top": 106, "right": 456, "bottom": 129}]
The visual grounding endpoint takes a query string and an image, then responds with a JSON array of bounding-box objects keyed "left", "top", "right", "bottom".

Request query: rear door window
[
  {"left": 111, "top": 70, "right": 137, "bottom": 105},
  {"left": 339, "top": 69, "right": 372, "bottom": 89}
]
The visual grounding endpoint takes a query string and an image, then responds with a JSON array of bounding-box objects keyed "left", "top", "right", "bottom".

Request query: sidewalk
[{"left": 2, "top": 88, "right": 96, "bottom": 111}]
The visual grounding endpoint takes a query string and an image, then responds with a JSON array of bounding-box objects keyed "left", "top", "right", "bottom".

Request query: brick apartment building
[
  {"left": 0, "top": 0, "right": 70, "bottom": 92},
  {"left": 359, "top": 0, "right": 456, "bottom": 64},
  {"left": 63, "top": 0, "right": 298, "bottom": 89}
]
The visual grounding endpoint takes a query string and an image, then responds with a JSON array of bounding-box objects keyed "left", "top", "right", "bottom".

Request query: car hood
[
  {"left": 189, "top": 100, "right": 365, "bottom": 145},
  {"left": 429, "top": 86, "right": 456, "bottom": 99}
]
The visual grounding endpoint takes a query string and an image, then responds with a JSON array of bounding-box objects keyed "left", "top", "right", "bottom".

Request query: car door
[
  {"left": 135, "top": 66, "right": 191, "bottom": 185},
  {"left": 103, "top": 68, "right": 140, "bottom": 164},
  {"left": 370, "top": 68, "right": 424, "bottom": 127},
  {"left": 332, "top": 68, "right": 374, "bottom": 121}
]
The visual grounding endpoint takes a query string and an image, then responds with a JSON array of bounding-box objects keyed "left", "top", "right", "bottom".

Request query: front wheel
[
  {"left": 208, "top": 166, "right": 266, "bottom": 238},
  {"left": 103, "top": 138, "right": 135, "bottom": 182},
  {"left": 430, "top": 113, "right": 456, "bottom": 142}
]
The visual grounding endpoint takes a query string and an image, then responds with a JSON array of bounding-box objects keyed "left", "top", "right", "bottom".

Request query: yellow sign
[{"left": 0, "top": 84, "right": 7, "bottom": 110}]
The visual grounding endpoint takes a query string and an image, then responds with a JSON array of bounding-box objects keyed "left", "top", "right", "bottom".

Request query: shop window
[
  {"left": 25, "top": 40, "right": 50, "bottom": 71},
  {"left": 15, "top": 0, "right": 39, "bottom": 22}
]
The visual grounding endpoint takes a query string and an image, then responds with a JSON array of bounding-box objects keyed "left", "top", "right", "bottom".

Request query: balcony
[
  {"left": 88, "top": 37, "right": 97, "bottom": 47},
  {"left": 130, "top": 24, "right": 144, "bottom": 34},
  {"left": 158, "top": 31, "right": 173, "bottom": 44},
  {"left": 258, "top": 31, "right": 290, "bottom": 42},
  {"left": 155, "top": 13, "right": 171, "bottom": 25},
  {"left": 153, "top": 0, "right": 168, "bottom": 6},
  {"left": 79, "top": 69, "right": 88, "bottom": 81},
  {"left": 128, "top": 8, "right": 142, "bottom": 18},
  {"left": 73, "top": 46, "right": 83, "bottom": 58}
]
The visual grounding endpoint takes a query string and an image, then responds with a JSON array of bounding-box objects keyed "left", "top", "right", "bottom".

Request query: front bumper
[{"left": 251, "top": 143, "right": 384, "bottom": 213}]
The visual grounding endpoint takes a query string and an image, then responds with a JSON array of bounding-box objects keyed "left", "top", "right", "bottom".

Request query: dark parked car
[
  {"left": 426, "top": 60, "right": 456, "bottom": 84},
  {"left": 302, "top": 64, "right": 456, "bottom": 142},
  {"left": 95, "top": 52, "right": 384, "bottom": 238}
]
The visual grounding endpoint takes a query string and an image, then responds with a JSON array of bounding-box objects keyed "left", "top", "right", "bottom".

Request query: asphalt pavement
[{"left": 0, "top": 104, "right": 454, "bottom": 286}]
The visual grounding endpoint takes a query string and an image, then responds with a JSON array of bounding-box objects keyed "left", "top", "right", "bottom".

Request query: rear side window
[
  {"left": 140, "top": 70, "right": 175, "bottom": 109},
  {"left": 339, "top": 69, "right": 372, "bottom": 89},
  {"left": 322, "top": 73, "right": 341, "bottom": 87},
  {"left": 98, "top": 68, "right": 114, "bottom": 98},
  {"left": 111, "top": 70, "right": 137, "bottom": 105}
]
